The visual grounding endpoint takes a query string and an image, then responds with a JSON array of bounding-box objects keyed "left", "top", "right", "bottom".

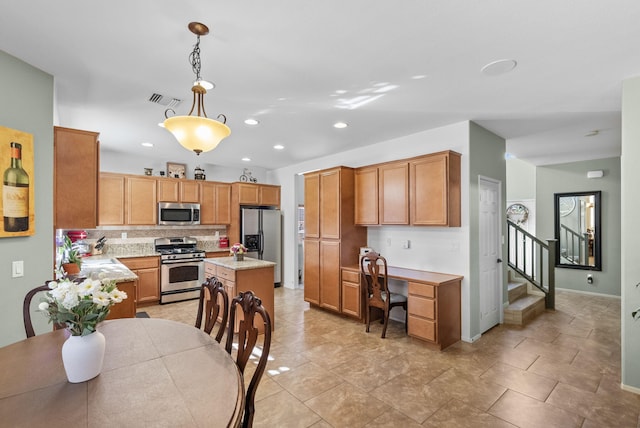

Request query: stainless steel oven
[{"left": 156, "top": 237, "right": 205, "bottom": 304}]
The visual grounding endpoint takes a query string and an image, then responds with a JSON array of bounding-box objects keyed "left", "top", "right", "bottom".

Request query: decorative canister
[{"left": 194, "top": 166, "right": 206, "bottom": 180}]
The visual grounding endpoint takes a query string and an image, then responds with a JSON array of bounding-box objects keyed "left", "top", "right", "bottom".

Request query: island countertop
[
  {"left": 78, "top": 257, "right": 138, "bottom": 283},
  {"left": 204, "top": 256, "right": 275, "bottom": 271}
]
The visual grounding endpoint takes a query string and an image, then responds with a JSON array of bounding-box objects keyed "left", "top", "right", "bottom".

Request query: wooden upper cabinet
[
  {"left": 54, "top": 126, "right": 99, "bottom": 229},
  {"left": 200, "top": 181, "right": 231, "bottom": 225},
  {"left": 304, "top": 174, "right": 320, "bottom": 239},
  {"left": 236, "top": 183, "right": 280, "bottom": 207},
  {"left": 410, "top": 151, "right": 461, "bottom": 226},
  {"left": 379, "top": 162, "right": 409, "bottom": 224},
  {"left": 237, "top": 183, "right": 260, "bottom": 205},
  {"left": 354, "top": 167, "right": 378, "bottom": 225},
  {"left": 99, "top": 173, "right": 126, "bottom": 225},
  {"left": 157, "top": 179, "right": 200, "bottom": 202},
  {"left": 259, "top": 185, "right": 281, "bottom": 207},
  {"left": 319, "top": 169, "right": 341, "bottom": 239},
  {"left": 127, "top": 176, "right": 157, "bottom": 225}
]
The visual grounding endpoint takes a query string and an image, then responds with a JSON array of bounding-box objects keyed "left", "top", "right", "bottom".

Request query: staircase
[{"left": 504, "top": 271, "right": 546, "bottom": 325}]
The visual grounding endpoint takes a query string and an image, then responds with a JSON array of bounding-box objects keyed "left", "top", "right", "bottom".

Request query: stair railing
[
  {"left": 506, "top": 219, "right": 556, "bottom": 309},
  {"left": 558, "top": 224, "right": 589, "bottom": 265}
]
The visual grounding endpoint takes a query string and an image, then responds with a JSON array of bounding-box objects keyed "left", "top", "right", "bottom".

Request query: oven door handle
[{"left": 160, "top": 259, "right": 204, "bottom": 265}]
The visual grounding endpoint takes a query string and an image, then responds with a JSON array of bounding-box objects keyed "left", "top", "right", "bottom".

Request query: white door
[{"left": 479, "top": 177, "right": 502, "bottom": 333}]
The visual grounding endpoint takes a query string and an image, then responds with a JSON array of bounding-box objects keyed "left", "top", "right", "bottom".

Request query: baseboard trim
[
  {"left": 556, "top": 287, "right": 620, "bottom": 299},
  {"left": 621, "top": 383, "right": 640, "bottom": 395}
]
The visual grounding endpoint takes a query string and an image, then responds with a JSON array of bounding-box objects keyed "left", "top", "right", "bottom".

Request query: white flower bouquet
[{"left": 39, "top": 277, "right": 127, "bottom": 336}]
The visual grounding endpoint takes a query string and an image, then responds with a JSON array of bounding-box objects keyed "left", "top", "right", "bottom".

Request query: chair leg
[
  {"left": 365, "top": 305, "right": 370, "bottom": 333},
  {"left": 381, "top": 308, "right": 389, "bottom": 338}
]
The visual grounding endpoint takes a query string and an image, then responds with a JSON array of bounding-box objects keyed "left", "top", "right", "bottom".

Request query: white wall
[{"left": 270, "top": 121, "right": 475, "bottom": 340}]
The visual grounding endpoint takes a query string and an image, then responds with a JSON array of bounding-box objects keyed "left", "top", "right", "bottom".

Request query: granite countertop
[
  {"left": 78, "top": 257, "right": 138, "bottom": 283},
  {"left": 204, "top": 256, "right": 276, "bottom": 271}
]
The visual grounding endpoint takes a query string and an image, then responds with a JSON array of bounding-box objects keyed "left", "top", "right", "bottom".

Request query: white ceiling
[{"left": 1, "top": 1, "right": 637, "bottom": 170}]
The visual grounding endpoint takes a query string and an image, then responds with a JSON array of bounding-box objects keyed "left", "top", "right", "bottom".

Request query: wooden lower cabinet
[
  {"left": 319, "top": 241, "right": 341, "bottom": 312},
  {"left": 119, "top": 256, "right": 160, "bottom": 305},
  {"left": 303, "top": 239, "right": 320, "bottom": 305},
  {"left": 341, "top": 267, "right": 361, "bottom": 318},
  {"left": 407, "top": 279, "right": 461, "bottom": 350},
  {"left": 106, "top": 281, "right": 136, "bottom": 319}
]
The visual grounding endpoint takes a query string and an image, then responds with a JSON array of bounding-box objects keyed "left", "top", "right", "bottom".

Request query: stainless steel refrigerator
[{"left": 241, "top": 207, "right": 282, "bottom": 286}]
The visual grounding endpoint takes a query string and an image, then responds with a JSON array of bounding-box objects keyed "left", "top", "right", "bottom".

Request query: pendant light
[{"left": 163, "top": 22, "right": 231, "bottom": 155}]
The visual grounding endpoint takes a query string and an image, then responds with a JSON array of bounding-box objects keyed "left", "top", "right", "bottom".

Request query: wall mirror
[{"left": 554, "top": 191, "right": 601, "bottom": 271}]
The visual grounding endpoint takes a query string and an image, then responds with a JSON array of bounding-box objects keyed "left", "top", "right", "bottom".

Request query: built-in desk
[{"left": 342, "top": 265, "right": 463, "bottom": 350}]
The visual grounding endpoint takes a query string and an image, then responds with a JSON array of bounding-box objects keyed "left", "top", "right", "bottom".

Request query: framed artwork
[
  {"left": 0, "top": 126, "right": 35, "bottom": 237},
  {"left": 166, "top": 162, "right": 186, "bottom": 179}
]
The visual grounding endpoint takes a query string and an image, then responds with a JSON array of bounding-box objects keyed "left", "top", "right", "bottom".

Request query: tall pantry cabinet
[{"left": 303, "top": 167, "right": 366, "bottom": 313}]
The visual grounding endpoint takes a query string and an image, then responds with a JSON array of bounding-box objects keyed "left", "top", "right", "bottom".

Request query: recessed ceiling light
[
  {"left": 244, "top": 118, "right": 259, "bottom": 126},
  {"left": 141, "top": 142, "right": 154, "bottom": 148},
  {"left": 481, "top": 59, "right": 517, "bottom": 76},
  {"left": 335, "top": 89, "right": 347, "bottom": 94},
  {"left": 333, "top": 122, "right": 348, "bottom": 129},
  {"left": 411, "top": 75, "right": 427, "bottom": 80},
  {"left": 273, "top": 144, "right": 285, "bottom": 150},
  {"left": 242, "top": 157, "right": 251, "bottom": 162}
]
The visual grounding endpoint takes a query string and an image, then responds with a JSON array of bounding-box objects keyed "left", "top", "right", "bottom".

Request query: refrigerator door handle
[{"left": 259, "top": 230, "right": 264, "bottom": 259}]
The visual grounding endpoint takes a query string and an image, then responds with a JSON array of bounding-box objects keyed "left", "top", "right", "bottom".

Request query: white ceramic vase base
[{"left": 61, "top": 331, "right": 106, "bottom": 383}]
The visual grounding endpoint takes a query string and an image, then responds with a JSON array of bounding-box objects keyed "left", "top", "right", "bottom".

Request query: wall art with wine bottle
[{"left": 0, "top": 126, "right": 34, "bottom": 237}]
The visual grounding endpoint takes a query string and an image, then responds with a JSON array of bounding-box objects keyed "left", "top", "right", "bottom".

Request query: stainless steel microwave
[{"left": 158, "top": 202, "right": 200, "bottom": 225}]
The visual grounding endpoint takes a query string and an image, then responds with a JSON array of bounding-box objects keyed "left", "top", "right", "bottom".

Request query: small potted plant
[
  {"left": 230, "top": 243, "right": 247, "bottom": 261},
  {"left": 61, "top": 235, "right": 83, "bottom": 275}
]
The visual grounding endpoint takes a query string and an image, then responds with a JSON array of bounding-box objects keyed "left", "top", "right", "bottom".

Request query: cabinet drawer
[
  {"left": 120, "top": 256, "right": 159, "bottom": 270},
  {"left": 216, "top": 266, "right": 235, "bottom": 281},
  {"left": 408, "top": 295, "right": 435, "bottom": 319},
  {"left": 408, "top": 315, "right": 436, "bottom": 341},
  {"left": 341, "top": 269, "right": 360, "bottom": 283},
  {"left": 408, "top": 281, "right": 435, "bottom": 298},
  {"left": 204, "top": 263, "right": 216, "bottom": 279}
]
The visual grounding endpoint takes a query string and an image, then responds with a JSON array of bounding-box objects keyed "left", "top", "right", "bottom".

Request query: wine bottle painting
[{"left": 0, "top": 126, "right": 34, "bottom": 237}]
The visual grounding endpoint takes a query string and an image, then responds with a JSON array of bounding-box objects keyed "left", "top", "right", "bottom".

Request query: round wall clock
[{"left": 559, "top": 197, "right": 576, "bottom": 217}]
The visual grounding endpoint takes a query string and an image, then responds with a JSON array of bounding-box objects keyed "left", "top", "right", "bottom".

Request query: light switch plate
[{"left": 12, "top": 260, "right": 24, "bottom": 278}]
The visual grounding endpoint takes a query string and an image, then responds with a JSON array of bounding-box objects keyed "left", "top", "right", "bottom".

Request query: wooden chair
[
  {"left": 195, "top": 277, "right": 229, "bottom": 343},
  {"left": 225, "top": 291, "right": 272, "bottom": 428},
  {"left": 360, "top": 251, "right": 407, "bottom": 338},
  {"left": 23, "top": 282, "right": 65, "bottom": 338}
]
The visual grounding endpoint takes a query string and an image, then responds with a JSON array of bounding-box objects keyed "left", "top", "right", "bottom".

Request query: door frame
[{"left": 478, "top": 175, "right": 504, "bottom": 331}]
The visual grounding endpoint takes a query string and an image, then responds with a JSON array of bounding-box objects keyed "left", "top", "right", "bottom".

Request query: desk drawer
[
  {"left": 408, "top": 295, "right": 435, "bottom": 319},
  {"left": 341, "top": 269, "right": 360, "bottom": 283},
  {"left": 408, "top": 315, "right": 436, "bottom": 341},
  {"left": 408, "top": 281, "right": 435, "bottom": 298}
]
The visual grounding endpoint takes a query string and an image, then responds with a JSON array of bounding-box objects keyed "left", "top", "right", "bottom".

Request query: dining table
[{"left": 0, "top": 318, "right": 244, "bottom": 427}]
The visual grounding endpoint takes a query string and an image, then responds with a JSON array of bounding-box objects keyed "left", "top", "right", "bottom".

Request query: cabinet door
[
  {"left": 180, "top": 181, "right": 200, "bottom": 203},
  {"left": 354, "top": 167, "right": 378, "bottom": 225},
  {"left": 54, "top": 127, "right": 99, "bottom": 229},
  {"left": 410, "top": 154, "right": 449, "bottom": 226},
  {"left": 99, "top": 173, "right": 125, "bottom": 225},
  {"left": 320, "top": 169, "right": 340, "bottom": 239},
  {"left": 199, "top": 182, "right": 216, "bottom": 224},
  {"left": 260, "top": 185, "right": 281, "bottom": 207},
  {"left": 127, "top": 177, "right": 157, "bottom": 225},
  {"left": 320, "top": 240, "right": 340, "bottom": 312},
  {"left": 157, "top": 180, "right": 179, "bottom": 202},
  {"left": 341, "top": 268, "right": 361, "bottom": 318},
  {"left": 303, "top": 239, "right": 320, "bottom": 305},
  {"left": 106, "top": 281, "right": 136, "bottom": 319},
  {"left": 304, "top": 173, "right": 320, "bottom": 239},
  {"left": 379, "top": 162, "right": 409, "bottom": 224},
  {"left": 237, "top": 183, "right": 260, "bottom": 205},
  {"left": 136, "top": 267, "right": 160, "bottom": 303},
  {"left": 215, "top": 183, "right": 231, "bottom": 224}
]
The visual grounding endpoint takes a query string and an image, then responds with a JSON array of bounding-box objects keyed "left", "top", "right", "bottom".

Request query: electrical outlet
[
  {"left": 121, "top": 232, "right": 127, "bottom": 239},
  {"left": 12, "top": 260, "right": 24, "bottom": 278}
]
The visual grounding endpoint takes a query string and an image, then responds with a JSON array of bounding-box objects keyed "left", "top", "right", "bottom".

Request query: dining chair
[
  {"left": 225, "top": 291, "right": 272, "bottom": 428},
  {"left": 360, "top": 251, "right": 408, "bottom": 338},
  {"left": 23, "top": 282, "right": 66, "bottom": 338},
  {"left": 195, "top": 277, "right": 229, "bottom": 343}
]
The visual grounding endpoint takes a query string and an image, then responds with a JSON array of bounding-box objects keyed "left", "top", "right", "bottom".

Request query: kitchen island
[
  {"left": 79, "top": 257, "right": 138, "bottom": 319},
  {"left": 204, "top": 257, "right": 275, "bottom": 331}
]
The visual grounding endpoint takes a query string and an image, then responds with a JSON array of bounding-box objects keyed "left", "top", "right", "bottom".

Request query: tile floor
[{"left": 144, "top": 288, "right": 640, "bottom": 427}]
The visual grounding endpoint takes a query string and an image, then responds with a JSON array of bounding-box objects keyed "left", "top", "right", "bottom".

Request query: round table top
[{"left": 0, "top": 318, "right": 244, "bottom": 427}]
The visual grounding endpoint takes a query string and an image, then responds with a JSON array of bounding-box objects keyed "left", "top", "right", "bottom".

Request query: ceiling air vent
[{"left": 148, "top": 93, "right": 182, "bottom": 109}]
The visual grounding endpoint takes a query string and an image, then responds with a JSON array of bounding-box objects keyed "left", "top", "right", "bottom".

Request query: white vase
[{"left": 61, "top": 330, "right": 106, "bottom": 383}]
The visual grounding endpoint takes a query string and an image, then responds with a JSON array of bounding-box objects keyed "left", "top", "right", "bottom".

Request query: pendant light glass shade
[{"left": 163, "top": 22, "right": 230, "bottom": 155}]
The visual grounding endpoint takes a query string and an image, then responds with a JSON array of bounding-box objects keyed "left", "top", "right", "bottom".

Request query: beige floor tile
[
  {"left": 514, "top": 337, "right": 579, "bottom": 364},
  {"left": 364, "top": 408, "right": 423, "bottom": 427},
  {"left": 253, "top": 390, "right": 321, "bottom": 428},
  {"left": 489, "top": 389, "right": 584, "bottom": 428},
  {"left": 272, "top": 362, "right": 344, "bottom": 401},
  {"left": 422, "top": 398, "right": 517, "bottom": 428},
  {"left": 305, "top": 383, "right": 389, "bottom": 428},
  {"left": 527, "top": 355, "right": 602, "bottom": 393},
  {"left": 480, "top": 362, "right": 557, "bottom": 401}
]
